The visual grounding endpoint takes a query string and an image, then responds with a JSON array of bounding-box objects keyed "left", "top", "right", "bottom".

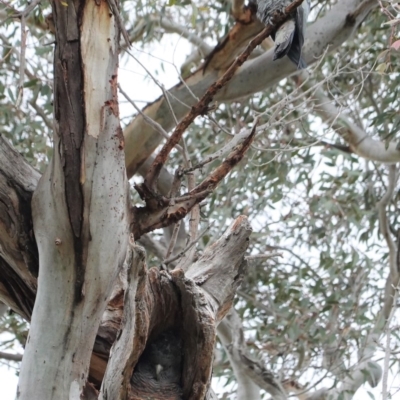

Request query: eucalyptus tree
[{"left": 0, "top": 0, "right": 399, "bottom": 399}]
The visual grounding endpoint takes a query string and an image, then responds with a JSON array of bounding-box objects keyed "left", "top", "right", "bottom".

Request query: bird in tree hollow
[{"left": 256, "top": 0, "right": 310, "bottom": 69}]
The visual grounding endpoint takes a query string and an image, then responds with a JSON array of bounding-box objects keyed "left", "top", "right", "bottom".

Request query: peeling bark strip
[
  {"left": 52, "top": 0, "right": 86, "bottom": 303},
  {"left": 17, "top": 0, "right": 129, "bottom": 399},
  {"left": 53, "top": 0, "right": 84, "bottom": 239},
  {"left": 203, "top": 1, "right": 262, "bottom": 72},
  {"left": 101, "top": 217, "right": 251, "bottom": 399}
]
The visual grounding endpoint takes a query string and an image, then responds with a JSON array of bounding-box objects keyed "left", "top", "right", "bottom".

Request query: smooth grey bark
[
  {"left": 0, "top": 351, "right": 23, "bottom": 362},
  {"left": 218, "top": 318, "right": 262, "bottom": 400},
  {"left": 218, "top": 309, "right": 287, "bottom": 400},
  {"left": 299, "top": 71, "right": 400, "bottom": 164}
]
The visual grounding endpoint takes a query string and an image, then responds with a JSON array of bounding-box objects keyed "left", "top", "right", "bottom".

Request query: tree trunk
[{"left": 17, "top": 1, "right": 129, "bottom": 398}]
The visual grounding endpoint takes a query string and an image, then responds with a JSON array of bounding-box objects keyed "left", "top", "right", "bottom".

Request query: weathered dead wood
[
  {"left": 98, "top": 216, "right": 251, "bottom": 399},
  {"left": 190, "top": 124, "right": 256, "bottom": 196},
  {"left": 0, "top": 135, "right": 39, "bottom": 319},
  {"left": 100, "top": 242, "right": 147, "bottom": 399}
]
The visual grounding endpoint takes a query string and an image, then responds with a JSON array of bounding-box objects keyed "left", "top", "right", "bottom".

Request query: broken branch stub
[
  {"left": 102, "top": 216, "right": 251, "bottom": 399},
  {"left": 190, "top": 122, "right": 256, "bottom": 196}
]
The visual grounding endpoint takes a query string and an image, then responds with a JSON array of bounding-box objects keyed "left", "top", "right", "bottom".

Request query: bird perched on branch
[{"left": 256, "top": 0, "right": 310, "bottom": 69}]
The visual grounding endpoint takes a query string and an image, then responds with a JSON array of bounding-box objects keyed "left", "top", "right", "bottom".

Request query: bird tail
[
  {"left": 273, "top": 6, "right": 308, "bottom": 70},
  {"left": 273, "top": 20, "right": 295, "bottom": 61}
]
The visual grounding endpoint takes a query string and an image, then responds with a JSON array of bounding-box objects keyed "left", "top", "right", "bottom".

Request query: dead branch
[
  {"left": 106, "top": 0, "right": 131, "bottom": 47},
  {"left": 132, "top": 122, "right": 256, "bottom": 239},
  {"left": 101, "top": 217, "right": 250, "bottom": 399},
  {"left": 191, "top": 121, "right": 256, "bottom": 195}
]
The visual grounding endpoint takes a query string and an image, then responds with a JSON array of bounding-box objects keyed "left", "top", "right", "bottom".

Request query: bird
[{"left": 256, "top": 0, "right": 310, "bottom": 69}]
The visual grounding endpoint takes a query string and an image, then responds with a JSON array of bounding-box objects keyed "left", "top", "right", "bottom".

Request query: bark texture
[
  {"left": 17, "top": 1, "right": 129, "bottom": 398},
  {"left": 100, "top": 216, "right": 251, "bottom": 400},
  {"left": 0, "top": 135, "right": 39, "bottom": 319}
]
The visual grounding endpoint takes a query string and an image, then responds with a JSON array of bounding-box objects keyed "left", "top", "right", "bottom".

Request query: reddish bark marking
[{"left": 231, "top": 215, "right": 247, "bottom": 231}]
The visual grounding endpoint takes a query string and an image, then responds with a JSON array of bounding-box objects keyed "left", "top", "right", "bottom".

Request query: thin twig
[
  {"left": 377, "top": 165, "right": 398, "bottom": 277},
  {"left": 118, "top": 84, "right": 184, "bottom": 153},
  {"left": 382, "top": 285, "right": 399, "bottom": 400},
  {"left": 178, "top": 170, "right": 200, "bottom": 270},
  {"left": 184, "top": 121, "right": 257, "bottom": 174},
  {"left": 29, "top": 101, "right": 53, "bottom": 130},
  {"left": 16, "top": 15, "right": 27, "bottom": 108},
  {"left": 10, "top": 0, "right": 41, "bottom": 18},
  {"left": 190, "top": 120, "right": 257, "bottom": 195},
  {"left": 245, "top": 252, "right": 283, "bottom": 261},
  {"left": 166, "top": 223, "right": 213, "bottom": 265},
  {"left": 165, "top": 220, "right": 182, "bottom": 260},
  {"left": 106, "top": 0, "right": 131, "bottom": 47},
  {"left": 154, "top": 16, "right": 211, "bottom": 55},
  {"left": 165, "top": 167, "right": 184, "bottom": 260}
]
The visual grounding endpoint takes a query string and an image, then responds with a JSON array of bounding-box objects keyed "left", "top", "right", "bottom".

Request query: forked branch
[{"left": 131, "top": 124, "right": 256, "bottom": 239}]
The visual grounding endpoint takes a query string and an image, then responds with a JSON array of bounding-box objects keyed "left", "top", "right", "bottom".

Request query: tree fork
[{"left": 99, "top": 217, "right": 251, "bottom": 399}]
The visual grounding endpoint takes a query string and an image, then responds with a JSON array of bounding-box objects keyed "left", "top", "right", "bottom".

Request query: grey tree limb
[
  {"left": 123, "top": 0, "right": 378, "bottom": 177},
  {"left": 299, "top": 71, "right": 400, "bottom": 164},
  {"left": 218, "top": 309, "right": 286, "bottom": 400}
]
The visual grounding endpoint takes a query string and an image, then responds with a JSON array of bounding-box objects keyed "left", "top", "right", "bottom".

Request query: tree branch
[
  {"left": 299, "top": 72, "right": 400, "bottom": 164},
  {"left": 0, "top": 135, "right": 39, "bottom": 319},
  {"left": 218, "top": 309, "right": 286, "bottom": 400},
  {"left": 327, "top": 165, "right": 396, "bottom": 399},
  {"left": 123, "top": 0, "right": 378, "bottom": 177},
  {"left": 131, "top": 122, "right": 256, "bottom": 239},
  {"left": 0, "top": 351, "right": 23, "bottom": 362}
]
